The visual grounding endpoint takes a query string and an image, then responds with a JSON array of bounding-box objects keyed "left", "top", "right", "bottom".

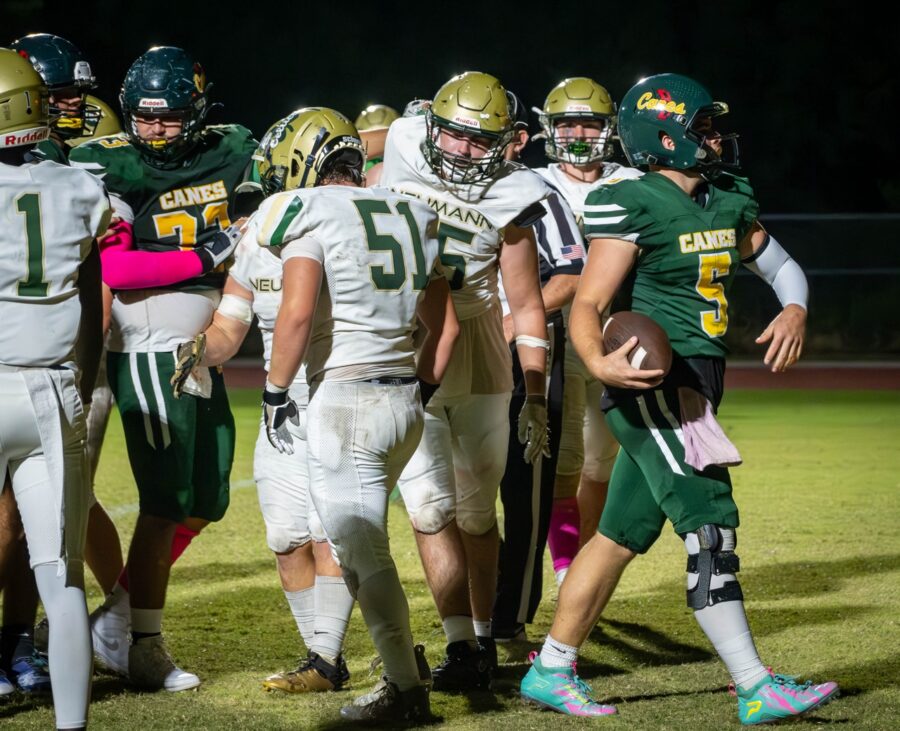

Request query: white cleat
[
  {"left": 129, "top": 635, "right": 200, "bottom": 692},
  {"left": 0, "top": 669, "right": 15, "bottom": 697},
  {"left": 90, "top": 601, "right": 131, "bottom": 676}
]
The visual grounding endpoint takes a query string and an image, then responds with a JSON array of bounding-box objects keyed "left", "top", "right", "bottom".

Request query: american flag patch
[{"left": 561, "top": 243, "right": 585, "bottom": 261}]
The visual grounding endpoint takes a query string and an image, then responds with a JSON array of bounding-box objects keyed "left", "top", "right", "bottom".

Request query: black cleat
[
  {"left": 340, "top": 681, "right": 432, "bottom": 725},
  {"left": 477, "top": 635, "right": 498, "bottom": 672},
  {"left": 431, "top": 640, "right": 492, "bottom": 692}
]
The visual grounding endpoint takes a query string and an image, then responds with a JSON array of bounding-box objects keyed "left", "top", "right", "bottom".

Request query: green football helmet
[
  {"left": 10, "top": 33, "right": 99, "bottom": 139},
  {"left": 0, "top": 47, "right": 49, "bottom": 149},
  {"left": 537, "top": 77, "right": 616, "bottom": 165},
  {"left": 355, "top": 104, "right": 399, "bottom": 131},
  {"left": 617, "top": 73, "right": 738, "bottom": 178},
  {"left": 67, "top": 95, "right": 123, "bottom": 147},
  {"left": 254, "top": 107, "right": 366, "bottom": 195},
  {"left": 424, "top": 71, "right": 514, "bottom": 184},
  {"left": 120, "top": 46, "right": 210, "bottom": 163}
]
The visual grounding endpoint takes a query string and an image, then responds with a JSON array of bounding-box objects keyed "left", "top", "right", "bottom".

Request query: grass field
[{"left": 2, "top": 389, "right": 899, "bottom": 729}]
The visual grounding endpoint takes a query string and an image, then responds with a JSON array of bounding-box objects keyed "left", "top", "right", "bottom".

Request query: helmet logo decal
[
  {"left": 193, "top": 63, "right": 206, "bottom": 93},
  {"left": 138, "top": 98, "right": 168, "bottom": 109},
  {"left": 636, "top": 90, "right": 686, "bottom": 118},
  {"left": 567, "top": 104, "right": 593, "bottom": 112},
  {"left": 453, "top": 115, "right": 480, "bottom": 129}
]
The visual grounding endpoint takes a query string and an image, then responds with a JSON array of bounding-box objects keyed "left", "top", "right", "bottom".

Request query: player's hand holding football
[
  {"left": 518, "top": 395, "right": 551, "bottom": 463},
  {"left": 756, "top": 303, "right": 806, "bottom": 373},
  {"left": 597, "top": 336, "right": 665, "bottom": 389},
  {"left": 262, "top": 383, "right": 300, "bottom": 454}
]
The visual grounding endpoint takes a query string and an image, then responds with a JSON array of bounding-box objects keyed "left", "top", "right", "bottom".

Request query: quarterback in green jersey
[
  {"left": 520, "top": 74, "right": 839, "bottom": 725},
  {"left": 69, "top": 46, "right": 256, "bottom": 693}
]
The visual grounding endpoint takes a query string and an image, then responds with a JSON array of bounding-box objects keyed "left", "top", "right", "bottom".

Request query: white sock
[
  {"left": 473, "top": 620, "right": 492, "bottom": 639},
  {"left": 131, "top": 608, "right": 163, "bottom": 635},
  {"left": 540, "top": 634, "right": 579, "bottom": 669},
  {"left": 34, "top": 564, "right": 91, "bottom": 730},
  {"left": 284, "top": 587, "right": 315, "bottom": 648},
  {"left": 442, "top": 615, "right": 476, "bottom": 645},
  {"left": 311, "top": 575, "right": 354, "bottom": 663},
  {"left": 555, "top": 567, "right": 569, "bottom": 586}
]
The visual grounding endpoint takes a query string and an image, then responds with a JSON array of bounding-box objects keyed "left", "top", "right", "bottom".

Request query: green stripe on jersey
[{"left": 269, "top": 197, "right": 304, "bottom": 247}]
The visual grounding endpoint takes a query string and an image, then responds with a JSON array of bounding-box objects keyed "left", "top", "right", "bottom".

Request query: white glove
[
  {"left": 518, "top": 395, "right": 550, "bottom": 464},
  {"left": 262, "top": 385, "right": 300, "bottom": 454},
  {"left": 196, "top": 224, "right": 242, "bottom": 273}
]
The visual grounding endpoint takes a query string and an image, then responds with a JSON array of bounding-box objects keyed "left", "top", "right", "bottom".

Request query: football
[{"left": 602, "top": 311, "right": 673, "bottom": 375}]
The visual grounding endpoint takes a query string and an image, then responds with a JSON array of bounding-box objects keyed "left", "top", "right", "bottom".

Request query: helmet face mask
[
  {"left": 537, "top": 78, "right": 617, "bottom": 165},
  {"left": 120, "top": 47, "right": 210, "bottom": 164},
  {"left": 255, "top": 107, "right": 366, "bottom": 195},
  {"left": 423, "top": 71, "right": 514, "bottom": 185},
  {"left": 618, "top": 74, "right": 740, "bottom": 179}
]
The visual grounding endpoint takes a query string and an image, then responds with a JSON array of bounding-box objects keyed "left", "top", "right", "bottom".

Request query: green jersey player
[
  {"left": 69, "top": 46, "right": 255, "bottom": 692},
  {"left": 520, "top": 73, "right": 838, "bottom": 725}
]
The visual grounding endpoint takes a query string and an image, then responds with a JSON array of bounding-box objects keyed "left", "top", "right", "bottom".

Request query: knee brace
[{"left": 683, "top": 524, "right": 743, "bottom": 610}]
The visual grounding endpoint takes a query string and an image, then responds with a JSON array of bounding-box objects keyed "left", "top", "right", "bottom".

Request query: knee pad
[
  {"left": 455, "top": 503, "right": 496, "bottom": 536},
  {"left": 266, "top": 527, "right": 310, "bottom": 555},
  {"left": 683, "top": 524, "right": 743, "bottom": 610},
  {"left": 400, "top": 480, "right": 456, "bottom": 534},
  {"left": 308, "top": 510, "right": 327, "bottom": 543}
]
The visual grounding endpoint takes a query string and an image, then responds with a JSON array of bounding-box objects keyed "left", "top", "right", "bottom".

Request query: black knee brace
[{"left": 684, "top": 524, "right": 743, "bottom": 610}]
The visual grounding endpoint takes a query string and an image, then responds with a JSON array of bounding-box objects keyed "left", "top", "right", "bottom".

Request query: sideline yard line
[{"left": 105, "top": 478, "right": 256, "bottom": 519}]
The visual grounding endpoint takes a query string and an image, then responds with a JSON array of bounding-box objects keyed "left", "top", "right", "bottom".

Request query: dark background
[{"left": 7, "top": 0, "right": 898, "bottom": 213}]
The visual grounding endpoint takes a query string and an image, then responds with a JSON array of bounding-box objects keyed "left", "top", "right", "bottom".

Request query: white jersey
[
  {"left": 381, "top": 115, "right": 551, "bottom": 320},
  {"left": 0, "top": 161, "right": 110, "bottom": 367},
  {"left": 256, "top": 184, "right": 441, "bottom": 383},
  {"left": 534, "top": 162, "right": 643, "bottom": 234}
]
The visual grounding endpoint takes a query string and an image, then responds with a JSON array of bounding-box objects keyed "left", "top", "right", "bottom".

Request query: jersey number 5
[
  {"left": 16, "top": 193, "right": 49, "bottom": 297},
  {"left": 696, "top": 252, "right": 731, "bottom": 337},
  {"left": 354, "top": 199, "right": 429, "bottom": 291}
]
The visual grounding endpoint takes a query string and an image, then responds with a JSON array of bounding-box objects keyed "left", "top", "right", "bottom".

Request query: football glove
[
  {"left": 196, "top": 224, "right": 242, "bottom": 273},
  {"left": 518, "top": 395, "right": 550, "bottom": 464},
  {"left": 171, "top": 333, "right": 206, "bottom": 399},
  {"left": 262, "top": 386, "right": 300, "bottom": 454}
]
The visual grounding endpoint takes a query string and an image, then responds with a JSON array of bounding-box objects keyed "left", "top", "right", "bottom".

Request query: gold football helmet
[
  {"left": 0, "top": 48, "right": 49, "bottom": 149},
  {"left": 355, "top": 104, "right": 399, "bottom": 131},
  {"left": 537, "top": 77, "right": 616, "bottom": 164},
  {"left": 67, "top": 95, "right": 122, "bottom": 147},
  {"left": 425, "top": 71, "right": 513, "bottom": 183},
  {"left": 255, "top": 107, "right": 366, "bottom": 194}
]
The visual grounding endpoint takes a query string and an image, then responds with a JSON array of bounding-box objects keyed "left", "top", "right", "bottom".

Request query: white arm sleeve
[
  {"left": 742, "top": 234, "right": 808, "bottom": 310},
  {"left": 280, "top": 236, "right": 325, "bottom": 264}
]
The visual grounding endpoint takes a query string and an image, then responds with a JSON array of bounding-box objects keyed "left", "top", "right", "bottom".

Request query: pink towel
[{"left": 678, "top": 387, "right": 742, "bottom": 471}]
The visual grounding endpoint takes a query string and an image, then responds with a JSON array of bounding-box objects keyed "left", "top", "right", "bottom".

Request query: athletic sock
[
  {"left": 539, "top": 634, "right": 579, "bottom": 669},
  {"left": 357, "top": 567, "right": 420, "bottom": 691},
  {"left": 547, "top": 497, "right": 580, "bottom": 583},
  {"left": 284, "top": 587, "right": 315, "bottom": 648},
  {"left": 473, "top": 620, "right": 492, "bottom": 639},
  {"left": 442, "top": 614, "right": 476, "bottom": 646},
  {"left": 115, "top": 526, "right": 199, "bottom": 595},
  {"left": 130, "top": 608, "right": 163, "bottom": 642},
  {"left": 311, "top": 575, "right": 354, "bottom": 663}
]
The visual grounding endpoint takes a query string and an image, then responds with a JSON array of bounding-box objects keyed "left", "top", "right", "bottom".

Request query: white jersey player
[
  {"left": 257, "top": 109, "right": 458, "bottom": 725},
  {"left": 0, "top": 47, "right": 108, "bottom": 730},
  {"left": 533, "top": 77, "right": 644, "bottom": 563},
  {"left": 381, "top": 72, "right": 551, "bottom": 689}
]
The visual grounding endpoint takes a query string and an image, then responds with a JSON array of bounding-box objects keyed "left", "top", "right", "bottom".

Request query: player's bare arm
[
  {"left": 76, "top": 240, "right": 104, "bottom": 404},
  {"left": 199, "top": 277, "right": 254, "bottom": 366},
  {"left": 570, "top": 237, "right": 664, "bottom": 389},
  {"left": 739, "top": 221, "right": 808, "bottom": 373},
  {"left": 415, "top": 276, "right": 459, "bottom": 386},
  {"left": 502, "top": 272, "right": 578, "bottom": 343},
  {"left": 268, "top": 255, "right": 323, "bottom": 389}
]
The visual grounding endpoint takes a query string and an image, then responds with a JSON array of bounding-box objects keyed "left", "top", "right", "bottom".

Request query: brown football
[{"left": 602, "top": 311, "right": 673, "bottom": 375}]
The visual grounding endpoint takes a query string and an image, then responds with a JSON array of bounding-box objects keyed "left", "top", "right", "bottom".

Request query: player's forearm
[
  {"left": 540, "top": 273, "right": 579, "bottom": 314},
  {"left": 99, "top": 220, "right": 205, "bottom": 289},
  {"left": 268, "top": 311, "right": 312, "bottom": 389},
  {"left": 570, "top": 296, "right": 607, "bottom": 379},
  {"left": 200, "top": 317, "right": 251, "bottom": 367}
]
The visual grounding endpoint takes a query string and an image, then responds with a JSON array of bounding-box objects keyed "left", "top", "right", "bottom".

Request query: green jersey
[
  {"left": 32, "top": 139, "right": 70, "bottom": 164},
  {"left": 69, "top": 124, "right": 257, "bottom": 290},
  {"left": 583, "top": 172, "right": 759, "bottom": 358}
]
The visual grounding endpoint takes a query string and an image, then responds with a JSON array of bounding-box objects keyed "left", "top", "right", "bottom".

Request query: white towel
[{"left": 678, "top": 387, "right": 742, "bottom": 471}]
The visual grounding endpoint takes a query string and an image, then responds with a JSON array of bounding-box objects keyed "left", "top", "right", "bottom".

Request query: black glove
[
  {"left": 196, "top": 224, "right": 242, "bottom": 273},
  {"left": 262, "top": 386, "right": 300, "bottom": 454}
]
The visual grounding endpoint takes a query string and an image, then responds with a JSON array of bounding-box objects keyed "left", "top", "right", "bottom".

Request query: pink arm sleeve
[{"left": 99, "top": 219, "right": 205, "bottom": 289}]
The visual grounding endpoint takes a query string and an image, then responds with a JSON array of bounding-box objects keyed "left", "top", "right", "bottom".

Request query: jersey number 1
[
  {"left": 16, "top": 193, "right": 49, "bottom": 297},
  {"left": 354, "top": 199, "right": 428, "bottom": 291}
]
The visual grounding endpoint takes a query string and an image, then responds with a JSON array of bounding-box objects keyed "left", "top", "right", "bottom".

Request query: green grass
[{"left": 3, "top": 390, "right": 899, "bottom": 729}]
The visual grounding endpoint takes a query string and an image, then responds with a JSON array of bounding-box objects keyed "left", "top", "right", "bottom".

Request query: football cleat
[
  {"left": 431, "top": 640, "right": 492, "bottom": 692},
  {"left": 732, "top": 670, "right": 839, "bottom": 725},
  {"left": 340, "top": 681, "right": 432, "bottom": 725},
  {"left": 90, "top": 598, "right": 131, "bottom": 676},
  {"left": 129, "top": 635, "right": 200, "bottom": 692},
  {"left": 520, "top": 653, "right": 617, "bottom": 717},
  {"left": 262, "top": 651, "right": 349, "bottom": 693},
  {"left": 477, "top": 635, "right": 498, "bottom": 672},
  {"left": 0, "top": 669, "right": 14, "bottom": 697},
  {"left": 10, "top": 653, "right": 52, "bottom": 694}
]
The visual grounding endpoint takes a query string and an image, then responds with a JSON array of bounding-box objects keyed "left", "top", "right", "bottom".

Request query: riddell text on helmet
[{"left": 2, "top": 127, "right": 50, "bottom": 147}]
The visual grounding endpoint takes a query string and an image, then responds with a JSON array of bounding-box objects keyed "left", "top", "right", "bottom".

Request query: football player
[
  {"left": 492, "top": 92, "right": 584, "bottom": 644},
  {"left": 257, "top": 111, "right": 458, "bottom": 724},
  {"left": 520, "top": 73, "right": 839, "bottom": 724},
  {"left": 381, "top": 71, "right": 551, "bottom": 690},
  {"left": 170, "top": 109, "right": 360, "bottom": 694},
  {"left": 532, "top": 77, "right": 644, "bottom": 579},
  {"left": 0, "top": 47, "right": 109, "bottom": 728},
  {"left": 356, "top": 104, "right": 398, "bottom": 186},
  {"left": 69, "top": 46, "right": 255, "bottom": 691}
]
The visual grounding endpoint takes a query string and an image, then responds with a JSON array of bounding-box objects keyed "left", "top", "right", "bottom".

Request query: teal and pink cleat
[
  {"left": 520, "top": 653, "right": 617, "bottom": 717},
  {"left": 733, "top": 671, "right": 839, "bottom": 725}
]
